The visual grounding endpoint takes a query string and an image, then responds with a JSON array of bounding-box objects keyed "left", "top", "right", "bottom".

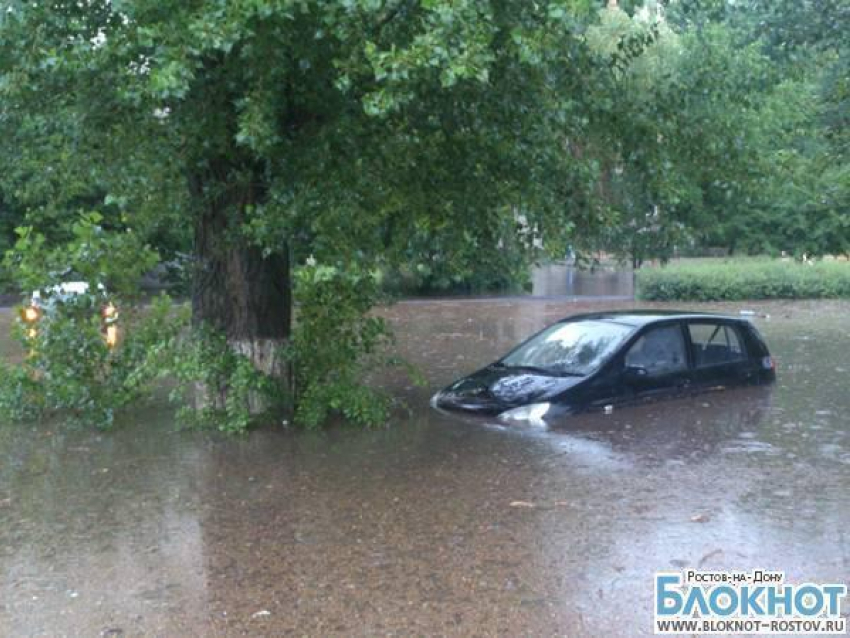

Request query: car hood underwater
[{"left": 433, "top": 366, "right": 584, "bottom": 414}]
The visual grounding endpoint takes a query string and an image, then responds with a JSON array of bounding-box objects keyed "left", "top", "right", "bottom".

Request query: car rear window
[{"left": 688, "top": 323, "right": 746, "bottom": 367}]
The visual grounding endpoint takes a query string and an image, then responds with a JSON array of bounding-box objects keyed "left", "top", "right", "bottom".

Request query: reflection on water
[
  {"left": 547, "top": 385, "right": 776, "bottom": 462},
  {"left": 532, "top": 263, "right": 634, "bottom": 297},
  {"left": 0, "top": 299, "right": 848, "bottom": 635}
]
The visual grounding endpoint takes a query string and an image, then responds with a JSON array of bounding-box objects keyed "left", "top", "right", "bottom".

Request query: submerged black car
[{"left": 432, "top": 311, "right": 776, "bottom": 425}]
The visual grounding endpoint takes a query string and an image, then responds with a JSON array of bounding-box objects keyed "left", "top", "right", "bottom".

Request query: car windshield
[{"left": 500, "top": 320, "right": 635, "bottom": 376}]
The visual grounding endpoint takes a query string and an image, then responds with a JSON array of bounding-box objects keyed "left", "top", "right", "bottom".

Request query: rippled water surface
[{"left": 1, "top": 299, "right": 848, "bottom": 636}]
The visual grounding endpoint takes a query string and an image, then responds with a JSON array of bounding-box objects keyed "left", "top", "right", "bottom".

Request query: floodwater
[
  {"left": 1, "top": 298, "right": 849, "bottom": 636},
  {"left": 531, "top": 263, "right": 634, "bottom": 298}
]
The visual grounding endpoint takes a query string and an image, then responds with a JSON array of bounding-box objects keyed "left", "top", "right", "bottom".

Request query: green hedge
[{"left": 637, "top": 259, "right": 850, "bottom": 301}]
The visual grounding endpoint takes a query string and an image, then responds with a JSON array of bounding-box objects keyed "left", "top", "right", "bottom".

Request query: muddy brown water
[
  {"left": 0, "top": 299, "right": 848, "bottom": 636},
  {"left": 531, "top": 263, "right": 634, "bottom": 297}
]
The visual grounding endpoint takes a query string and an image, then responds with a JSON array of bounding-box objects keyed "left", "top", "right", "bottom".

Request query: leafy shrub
[
  {"left": 141, "top": 262, "right": 418, "bottom": 433},
  {"left": 163, "top": 327, "right": 285, "bottom": 434},
  {"left": 0, "top": 214, "right": 185, "bottom": 427},
  {"left": 6, "top": 213, "right": 159, "bottom": 297},
  {"left": 377, "top": 257, "right": 531, "bottom": 296},
  {"left": 0, "top": 292, "right": 186, "bottom": 428},
  {"left": 637, "top": 258, "right": 850, "bottom": 301},
  {"left": 287, "top": 262, "right": 411, "bottom": 428},
  {"left": 0, "top": 213, "right": 417, "bottom": 432}
]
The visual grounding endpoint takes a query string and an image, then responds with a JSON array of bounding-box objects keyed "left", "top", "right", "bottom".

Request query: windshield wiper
[
  {"left": 492, "top": 363, "right": 559, "bottom": 376},
  {"left": 492, "top": 362, "right": 584, "bottom": 377}
]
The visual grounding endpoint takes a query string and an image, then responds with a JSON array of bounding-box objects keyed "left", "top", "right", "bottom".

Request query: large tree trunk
[{"left": 189, "top": 170, "right": 291, "bottom": 414}]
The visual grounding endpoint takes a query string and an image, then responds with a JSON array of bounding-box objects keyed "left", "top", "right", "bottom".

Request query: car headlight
[
  {"left": 22, "top": 306, "right": 39, "bottom": 323},
  {"left": 498, "top": 402, "right": 551, "bottom": 426}
]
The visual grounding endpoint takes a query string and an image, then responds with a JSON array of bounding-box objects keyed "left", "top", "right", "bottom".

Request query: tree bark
[{"left": 189, "top": 168, "right": 291, "bottom": 413}]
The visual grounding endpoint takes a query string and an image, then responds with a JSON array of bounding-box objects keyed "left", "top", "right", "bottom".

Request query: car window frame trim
[{"left": 685, "top": 319, "right": 750, "bottom": 370}]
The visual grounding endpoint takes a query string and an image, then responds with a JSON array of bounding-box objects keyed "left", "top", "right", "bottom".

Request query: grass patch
[{"left": 637, "top": 258, "right": 850, "bottom": 301}]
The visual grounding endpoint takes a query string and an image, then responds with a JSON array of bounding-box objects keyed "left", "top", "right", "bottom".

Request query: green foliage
[
  {"left": 701, "top": 70, "right": 850, "bottom": 257},
  {"left": 1, "top": 0, "right": 847, "bottom": 431},
  {"left": 582, "top": 6, "right": 781, "bottom": 265},
  {"left": 0, "top": 212, "right": 185, "bottom": 427},
  {"left": 157, "top": 262, "right": 415, "bottom": 433},
  {"left": 377, "top": 260, "right": 530, "bottom": 297},
  {"left": 0, "top": 0, "right": 613, "bottom": 430},
  {"left": 287, "top": 262, "right": 402, "bottom": 429},
  {"left": 377, "top": 223, "right": 534, "bottom": 295},
  {"left": 574, "top": 2, "right": 849, "bottom": 263},
  {"left": 163, "top": 328, "right": 283, "bottom": 434},
  {"left": 0, "top": 293, "right": 186, "bottom": 428},
  {"left": 0, "top": 360, "right": 42, "bottom": 422},
  {"left": 637, "top": 258, "right": 850, "bottom": 301},
  {"left": 1, "top": 0, "right": 613, "bottom": 272},
  {"left": 680, "top": 0, "right": 849, "bottom": 257},
  {"left": 5, "top": 212, "right": 159, "bottom": 296}
]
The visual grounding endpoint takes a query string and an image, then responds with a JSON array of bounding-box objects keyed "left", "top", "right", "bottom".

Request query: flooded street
[
  {"left": 531, "top": 263, "right": 634, "bottom": 298},
  {"left": 1, "top": 297, "right": 849, "bottom": 636}
]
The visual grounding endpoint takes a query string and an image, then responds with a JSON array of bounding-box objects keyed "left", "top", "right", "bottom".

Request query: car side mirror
[{"left": 623, "top": 365, "right": 649, "bottom": 382}]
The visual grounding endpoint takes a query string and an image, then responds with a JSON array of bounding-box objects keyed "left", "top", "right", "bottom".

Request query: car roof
[
  {"left": 31, "top": 281, "right": 106, "bottom": 300},
  {"left": 559, "top": 310, "right": 748, "bottom": 328}
]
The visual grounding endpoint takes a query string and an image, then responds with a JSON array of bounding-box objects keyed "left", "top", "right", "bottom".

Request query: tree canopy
[{"left": 0, "top": 0, "right": 847, "bottom": 427}]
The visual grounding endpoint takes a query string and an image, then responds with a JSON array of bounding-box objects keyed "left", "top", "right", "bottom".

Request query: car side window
[
  {"left": 688, "top": 323, "right": 745, "bottom": 367},
  {"left": 624, "top": 325, "right": 687, "bottom": 376}
]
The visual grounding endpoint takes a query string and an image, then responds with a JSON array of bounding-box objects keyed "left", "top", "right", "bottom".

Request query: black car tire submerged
[{"left": 432, "top": 311, "right": 776, "bottom": 423}]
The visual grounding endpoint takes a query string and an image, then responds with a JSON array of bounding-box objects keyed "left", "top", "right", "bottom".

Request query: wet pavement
[{"left": 1, "top": 298, "right": 849, "bottom": 636}]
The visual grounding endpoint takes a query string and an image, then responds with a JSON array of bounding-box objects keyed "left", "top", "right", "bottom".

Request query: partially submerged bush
[
  {"left": 287, "top": 262, "right": 410, "bottom": 429},
  {"left": 0, "top": 292, "right": 186, "bottom": 428},
  {"left": 159, "top": 263, "right": 413, "bottom": 433},
  {"left": 163, "top": 327, "right": 286, "bottom": 434},
  {"left": 637, "top": 258, "right": 850, "bottom": 301},
  {"left": 0, "top": 214, "right": 415, "bottom": 432},
  {"left": 0, "top": 214, "right": 184, "bottom": 427}
]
